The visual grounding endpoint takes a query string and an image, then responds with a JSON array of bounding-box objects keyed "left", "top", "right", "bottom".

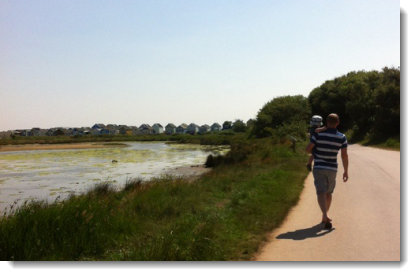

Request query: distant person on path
[
  {"left": 306, "top": 115, "right": 326, "bottom": 171},
  {"left": 306, "top": 113, "right": 349, "bottom": 229}
]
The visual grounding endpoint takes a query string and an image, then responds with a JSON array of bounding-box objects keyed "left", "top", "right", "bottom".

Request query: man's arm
[
  {"left": 315, "top": 126, "right": 327, "bottom": 133},
  {"left": 341, "top": 147, "right": 349, "bottom": 182}
]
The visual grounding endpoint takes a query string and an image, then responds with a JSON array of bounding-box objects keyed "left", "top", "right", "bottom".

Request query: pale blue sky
[{"left": 0, "top": 0, "right": 400, "bottom": 131}]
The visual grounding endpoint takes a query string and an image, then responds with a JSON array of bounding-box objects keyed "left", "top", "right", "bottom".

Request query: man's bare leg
[
  {"left": 322, "top": 193, "right": 333, "bottom": 222},
  {"left": 318, "top": 193, "right": 333, "bottom": 229},
  {"left": 326, "top": 193, "right": 332, "bottom": 212},
  {"left": 317, "top": 193, "right": 329, "bottom": 222}
]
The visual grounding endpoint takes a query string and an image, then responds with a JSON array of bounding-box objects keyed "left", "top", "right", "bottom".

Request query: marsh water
[{"left": 0, "top": 142, "right": 229, "bottom": 212}]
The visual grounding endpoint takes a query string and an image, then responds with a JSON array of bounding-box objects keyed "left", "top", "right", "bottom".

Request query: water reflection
[{"left": 0, "top": 142, "right": 229, "bottom": 211}]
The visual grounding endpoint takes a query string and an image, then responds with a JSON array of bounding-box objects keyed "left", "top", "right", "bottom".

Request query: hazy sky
[{"left": 0, "top": 0, "right": 400, "bottom": 131}]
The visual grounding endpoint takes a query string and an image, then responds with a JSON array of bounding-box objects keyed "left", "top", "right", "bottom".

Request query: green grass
[
  {"left": 346, "top": 130, "right": 400, "bottom": 151},
  {"left": 360, "top": 137, "right": 400, "bottom": 151},
  {"left": 0, "top": 138, "right": 309, "bottom": 261}
]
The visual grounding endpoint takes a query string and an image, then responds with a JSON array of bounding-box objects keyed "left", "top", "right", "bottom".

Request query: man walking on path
[{"left": 306, "top": 113, "right": 349, "bottom": 229}]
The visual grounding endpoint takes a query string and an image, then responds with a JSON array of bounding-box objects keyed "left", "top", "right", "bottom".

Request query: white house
[
  {"left": 71, "top": 128, "right": 85, "bottom": 136},
  {"left": 211, "top": 123, "right": 222, "bottom": 132},
  {"left": 165, "top": 123, "right": 177, "bottom": 135},
  {"left": 187, "top": 123, "right": 200, "bottom": 135},
  {"left": 28, "top": 128, "right": 47, "bottom": 136},
  {"left": 199, "top": 124, "right": 211, "bottom": 134},
  {"left": 92, "top": 128, "right": 102, "bottom": 135},
  {"left": 139, "top": 124, "right": 152, "bottom": 134},
  {"left": 92, "top": 124, "right": 106, "bottom": 130},
  {"left": 119, "top": 126, "right": 133, "bottom": 135},
  {"left": 152, "top": 123, "right": 164, "bottom": 134},
  {"left": 176, "top": 124, "right": 188, "bottom": 134}
]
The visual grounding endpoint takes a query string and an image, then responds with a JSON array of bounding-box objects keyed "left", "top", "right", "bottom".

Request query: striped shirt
[{"left": 311, "top": 128, "right": 347, "bottom": 172}]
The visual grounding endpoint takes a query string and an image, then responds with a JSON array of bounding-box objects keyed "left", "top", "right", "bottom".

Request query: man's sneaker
[{"left": 306, "top": 164, "right": 312, "bottom": 171}]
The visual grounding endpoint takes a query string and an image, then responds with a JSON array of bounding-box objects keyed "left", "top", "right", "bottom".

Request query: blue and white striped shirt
[{"left": 311, "top": 128, "right": 348, "bottom": 172}]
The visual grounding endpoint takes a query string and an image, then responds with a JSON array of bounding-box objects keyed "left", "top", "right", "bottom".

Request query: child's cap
[{"left": 310, "top": 115, "right": 323, "bottom": 126}]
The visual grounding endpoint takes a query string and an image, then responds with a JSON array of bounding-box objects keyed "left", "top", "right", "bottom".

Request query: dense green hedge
[
  {"left": 308, "top": 67, "right": 400, "bottom": 141},
  {"left": 250, "top": 67, "right": 400, "bottom": 144}
]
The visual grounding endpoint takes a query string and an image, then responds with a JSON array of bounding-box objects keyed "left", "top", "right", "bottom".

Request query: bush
[
  {"left": 205, "top": 141, "right": 253, "bottom": 167},
  {"left": 275, "top": 121, "right": 308, "bottom": 141},
  {"left": 205, "top": 154, "right": 224, "bottom": 168},
  {"left": 251, "top": 95, "right": 311, "bottom": 138}
]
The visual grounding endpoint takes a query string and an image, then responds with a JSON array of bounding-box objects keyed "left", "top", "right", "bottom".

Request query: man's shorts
[{"left": 313, "top": 169, "right": 337, "bottom": 194}]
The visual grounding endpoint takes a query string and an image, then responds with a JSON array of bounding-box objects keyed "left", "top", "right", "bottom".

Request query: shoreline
[
  {"left": 0, "top": 143, "right": 128, "bottom": 152},
  {"left": 166, "top": 164, "right": 211, "bottom": 181}
]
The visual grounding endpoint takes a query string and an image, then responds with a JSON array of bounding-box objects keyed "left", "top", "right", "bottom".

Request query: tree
[
  {"left": 372, "top": 67, "right": 400, "bottom": 139},
  {"left": 308, "top": 67, "right": 400, "bottom": 141},
  {"left": 308, "top": 73, "right": 360, "bottom": 132},
  {"left": 222, "top": 121, "right": 233, "bottom": 130},
  {"left": 251, "top": 95, "right": 311, "bottom": 139},
  {"left": 344, "top": 71, "right": 379, "bottom": 139},
  {"left": 232, "top": 119, "right": 247, "bottom": 133}
]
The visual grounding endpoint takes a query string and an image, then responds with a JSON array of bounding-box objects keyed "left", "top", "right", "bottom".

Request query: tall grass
[{"left": 0, "top": 138, "right": 309, "bottom": 261}]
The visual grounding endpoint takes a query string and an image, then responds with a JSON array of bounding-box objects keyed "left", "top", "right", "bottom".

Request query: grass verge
[
  {"left": 0, "top": 138, "right": 309, "bottom": 261},
  {"left": 346, "top": 130, "right": 400, "bottom": 151}
]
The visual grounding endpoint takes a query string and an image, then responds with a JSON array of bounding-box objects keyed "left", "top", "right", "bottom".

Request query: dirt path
[{"left": 255, "top": 144, "right": 400, "bottom": 261}]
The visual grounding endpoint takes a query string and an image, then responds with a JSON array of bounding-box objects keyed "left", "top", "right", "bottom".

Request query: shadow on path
[{"left": 276, "top": 224, "right": 335, "bottom": 241}]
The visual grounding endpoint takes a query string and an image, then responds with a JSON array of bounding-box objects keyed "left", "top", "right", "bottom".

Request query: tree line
[{"left": 249, "top": 67, "right": 400, "bottom": 142}]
